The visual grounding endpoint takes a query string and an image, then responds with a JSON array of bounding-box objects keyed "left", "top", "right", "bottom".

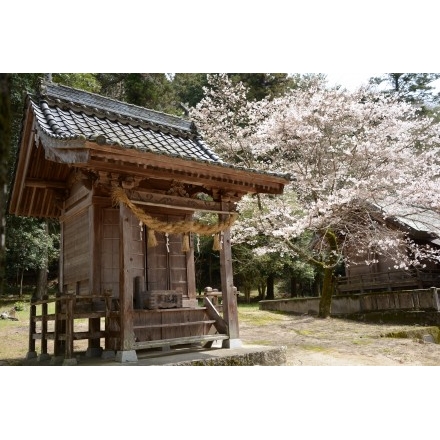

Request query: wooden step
[
  {"left": 133, "top": 320, "right": 216, "bottom": 330},
  {"left": 132, "top": 334, "right": 229, "bottom": 350}
]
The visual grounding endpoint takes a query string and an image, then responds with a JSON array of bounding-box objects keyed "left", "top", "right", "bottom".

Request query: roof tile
[{"left": 30, "top": 80, "right": 290, "bottom": 180}]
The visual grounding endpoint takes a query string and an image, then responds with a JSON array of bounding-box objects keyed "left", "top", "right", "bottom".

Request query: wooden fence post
[{"left": 26, "top": 302, "right": 37, "bottom": 360}]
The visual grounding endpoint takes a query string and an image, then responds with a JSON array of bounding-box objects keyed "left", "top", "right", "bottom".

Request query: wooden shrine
[{"left": 8, "top": 79, "right": 289, "bottom": 363}]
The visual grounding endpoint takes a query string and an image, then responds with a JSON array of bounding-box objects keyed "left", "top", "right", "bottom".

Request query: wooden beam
[
  {"left": 85, "top": 145, "right": 287, "bottom": 194},
  {"left": 204, "top": 297, "right": 228, "bottom": 334},
  {"left": 129, "top": 190, "right": 236, "bottom": 214},
  {"left": 25, "top": 178, "right": 66, "bottom": 189}
]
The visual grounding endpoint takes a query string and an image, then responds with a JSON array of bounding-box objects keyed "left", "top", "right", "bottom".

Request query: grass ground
[{"left": 0, "top": 297, "right": 31, "bottom": 363}]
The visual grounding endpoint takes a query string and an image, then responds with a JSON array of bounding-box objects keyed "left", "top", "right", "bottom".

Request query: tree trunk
[
  {"left": 317, "top": 230, "right": 338, "bottom": 318},
  {"left": 19, "top": 269, "right": 24, "bottom": 297},
  {"left": 35, "top": 267, "right": 48, "bottom": 300},
  {"left": 266, "top": 273, "right": 275, "bottom": 300},
  {"left": 318, "top": 266, "right": 334, "bottom": 318},
  {"left": 312, "top": 273, "right": 321, "bottom": 297},
  {"left": 258, "top": 282, "right": 266, "bottom": 300},
  {"left": 290, "top": 275, "right": 297, "bottom": 297},
  {"left": 35, "top": 220, "right": 49, "bottom": 300},
  {"left": 244, "top": 286, "right": 251, "bottom": 304}
]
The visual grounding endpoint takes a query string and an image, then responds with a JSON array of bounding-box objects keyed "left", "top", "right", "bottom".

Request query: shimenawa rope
[{"left": 111, "top": 187, "right": 237, "bottom": 251}]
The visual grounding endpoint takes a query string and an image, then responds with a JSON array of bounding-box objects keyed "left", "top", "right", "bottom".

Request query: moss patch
[
  {"left": 383, "top": 326, "right": 440, "bottom": 343},
  {"left": 296, "top": 329, "right": 314, "bottom": 336},
  {"left": 300, "top": 344, "right": 331, "bottom": 353}
]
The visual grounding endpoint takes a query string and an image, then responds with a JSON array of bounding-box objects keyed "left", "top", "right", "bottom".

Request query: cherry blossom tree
[{"left": 191, "top": 74, "right": 440, "bottom": 317}]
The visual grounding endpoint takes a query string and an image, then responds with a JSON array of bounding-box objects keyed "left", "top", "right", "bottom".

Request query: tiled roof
[
  {"left": 32, "top": 80, "right": 222, "bottom": 163},
  {"left": 394, "top": 208, "right": 440, "bottom": 237},
  {"left": 373, "top": 201, "right": 440, "bottom": 238}
]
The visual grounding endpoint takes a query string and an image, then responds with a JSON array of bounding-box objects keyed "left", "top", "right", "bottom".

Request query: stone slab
[{"left": 115, "top": 350, "right": 138, "bottom": 363}]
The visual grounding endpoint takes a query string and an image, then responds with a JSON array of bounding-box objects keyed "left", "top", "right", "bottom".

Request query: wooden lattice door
[{"left": 146, "top": 219, "right": 188, "bottom": 297}]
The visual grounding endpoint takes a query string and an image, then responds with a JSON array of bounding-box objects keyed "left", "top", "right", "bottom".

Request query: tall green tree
[
  {"left": 370, "top": 73, "right": 440, "bottom": 113},
  {"left": 52, "top": 73, "right": 101, "bottom": 92},
  {"left": 0, "top": 73, "right": 11, "bottom": 295},
  {"left": 95, "top": 73, "right": 177, "bottom": 113},
  {"left": 229, "top": 73, "right": 300, "bottom": 101},
  {"left": 171, "top": 73, "right": 210, "bottom": 111},
  {"left": 6, "top": 215, "right": 59, "bottom": 297}
]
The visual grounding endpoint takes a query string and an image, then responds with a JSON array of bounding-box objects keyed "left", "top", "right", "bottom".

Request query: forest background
[{"left": 2, "top": 73, "right": 440, "bottom": 312}]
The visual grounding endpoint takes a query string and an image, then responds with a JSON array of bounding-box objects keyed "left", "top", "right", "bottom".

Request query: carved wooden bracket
[{"left": 166, "top": 180, "right": 189, "bottom": 197}]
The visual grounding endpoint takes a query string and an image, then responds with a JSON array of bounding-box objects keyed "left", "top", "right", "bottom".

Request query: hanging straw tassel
[
  {"left": 147, "top": 229, "right": 158, "bottom": 248},
  {"left": 181, "top": 233, "right": 190, "bottom": 252},
  {"left": 212, "top": 232, "right": 222, "bottom": 251}
]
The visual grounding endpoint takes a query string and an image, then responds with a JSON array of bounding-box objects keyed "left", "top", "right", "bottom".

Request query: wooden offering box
[{"left": 147, "top": 290, "right": 183, "bottom": 309}]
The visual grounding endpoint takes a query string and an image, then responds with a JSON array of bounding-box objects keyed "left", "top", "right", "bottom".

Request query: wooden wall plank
[
  {"left": 63, "top": 209, "right": 89, "bottom": 290},
  {"left": 101, "top": 208, "right": 120, "bottom": 296}
]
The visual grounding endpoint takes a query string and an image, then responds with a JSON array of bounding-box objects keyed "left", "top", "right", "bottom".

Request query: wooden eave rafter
[
  {"left": 9, "top": 107, "right": 35, "bottom": 215},
  {"left": 84, "top": 142, "right": 288, "bottom": 196}
]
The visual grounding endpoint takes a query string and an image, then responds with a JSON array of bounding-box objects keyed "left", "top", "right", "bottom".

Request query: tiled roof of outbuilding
[{"left": 32, "top": 80, "right": 223, "bottom": 163}]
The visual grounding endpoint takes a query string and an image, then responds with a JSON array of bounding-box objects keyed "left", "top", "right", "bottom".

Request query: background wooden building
[
  {"left": 8, "top": 80, "right": 288, "bottom": 363},
  {"left": 336, "top": 204, "right": 440, "bottom": 295}
]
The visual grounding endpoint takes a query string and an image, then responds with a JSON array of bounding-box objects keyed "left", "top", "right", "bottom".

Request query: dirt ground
[
  {"left": 237, "top": 308, "right": 440, "bottom": 366},
  {"left": 2, "top": 304, "right": 440, "bottom": 366}
]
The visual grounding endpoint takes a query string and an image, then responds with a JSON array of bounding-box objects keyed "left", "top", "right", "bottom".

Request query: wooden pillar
[
  {"left": 219, "top": 201, "right": 241, "bottom": 348},
  {"left": 54, "top": 296, "right": 64, "bottom": 356},
  {"left": 65, "top": 294, "right": 74, "bottom": 359},
  {"left": 41, "top": 301, "right": 48, "bottom": 355},
  {"left": 116, "top": 202, "right": 137, "bottom": 362},
  {"left": 26, "top": 302, "right": 37, "bottom": 360},
  {"left": 185, "top": 214, "right": 197, "bottom": 306},
  {"left": 87, "top": 203, "right": 102, "bottom": 356},
  {"left": 55, "top": 218, "right": 65, "bottom": 357}
]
